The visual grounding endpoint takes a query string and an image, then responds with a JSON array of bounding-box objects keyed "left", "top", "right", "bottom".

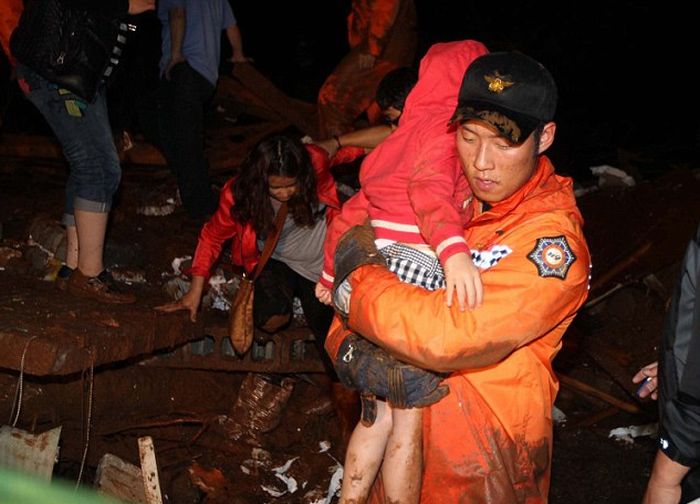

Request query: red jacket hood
[{"left": 359, "top": 39, "right": 488, "bottom": 191}]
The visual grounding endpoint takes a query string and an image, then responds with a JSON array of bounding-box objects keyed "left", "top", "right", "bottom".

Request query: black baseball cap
[{"left": 450, "top": 52, "right": 557, "bottom": 144}]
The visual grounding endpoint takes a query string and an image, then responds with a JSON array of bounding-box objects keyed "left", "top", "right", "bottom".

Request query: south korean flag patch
[{"left": 527, "top": 236, "right": 576, "bottom": 280}]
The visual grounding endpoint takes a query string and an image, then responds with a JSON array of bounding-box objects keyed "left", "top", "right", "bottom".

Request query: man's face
[{"left": 456, "top": 121, "right": 539, "bottom": 204}]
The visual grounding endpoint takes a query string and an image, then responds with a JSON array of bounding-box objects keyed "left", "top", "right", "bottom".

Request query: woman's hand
[
  {"left": 155, "top": 276, "right": 206, "bottom": 322},
  {"left": 632, "top": 361, "right": 659, "bottom": 399}
]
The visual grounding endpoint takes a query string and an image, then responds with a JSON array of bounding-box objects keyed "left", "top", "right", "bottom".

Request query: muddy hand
[{"left": 155, "top": 296, "right": 199, "bottom": 322}]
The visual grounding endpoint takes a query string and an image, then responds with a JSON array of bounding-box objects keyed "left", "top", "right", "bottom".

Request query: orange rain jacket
[
  {"left": 317, "top": 0, "right": 417, "bottom": 137},
  {"left": 0, "top": 0, "right": 22, "bottom": 63},
  {"left": 326, "top": 155, "right": 591, "bottom": 503}
]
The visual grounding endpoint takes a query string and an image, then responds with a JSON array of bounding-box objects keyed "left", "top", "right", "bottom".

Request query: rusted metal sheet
[
  {"left": 146, "top": 321, "right": 326, "bottom": 374},
  {"left": 0, "top": 275, "right": 203, "bottom": 376}
]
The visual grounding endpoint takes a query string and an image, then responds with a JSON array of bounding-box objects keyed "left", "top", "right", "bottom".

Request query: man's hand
[
  {"left": 443, "top": 252, "right": 483, "bottom": 311},
  {"left": 315, "top": 282, "right": 332, "bottom": 305},
  {"left": 128, "top": 0, "right": 155, "bottom": 15},
  {"left": 164, "top": 53, "right": 186, "bottom": 80},
  {"left": 633, "top": 361, "right": 659, "bottom": 399}
]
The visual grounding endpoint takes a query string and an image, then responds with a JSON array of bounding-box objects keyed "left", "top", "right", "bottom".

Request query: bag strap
[{"left": 249, "top": 202, "right": 288, "bottom": 281}]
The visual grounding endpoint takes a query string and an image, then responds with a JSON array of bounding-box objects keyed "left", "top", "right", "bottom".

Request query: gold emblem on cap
[{"left": 484, "top": 72, "right": 514, "bottom": 94}]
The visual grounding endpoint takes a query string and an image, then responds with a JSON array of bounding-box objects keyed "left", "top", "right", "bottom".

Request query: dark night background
[{"left": 1, "top": 1, "right": 697, "bottom": 181}]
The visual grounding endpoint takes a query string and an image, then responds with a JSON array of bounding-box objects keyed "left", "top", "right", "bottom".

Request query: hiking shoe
[
  {"left": 55, "top": 264, "right": 75, "bottom": 291},
  {"left": 67, "top": 269, "right": 136, "bottom": 304}
]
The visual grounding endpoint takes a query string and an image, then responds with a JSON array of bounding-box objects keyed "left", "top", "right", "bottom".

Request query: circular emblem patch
[{"left": 527, "top": 236, "right": 577, "bottom": 280}]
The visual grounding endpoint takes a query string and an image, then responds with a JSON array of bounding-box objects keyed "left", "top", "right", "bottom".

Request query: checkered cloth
[{"left": 379, "top": 243, "right": 446, "bottom": 291}]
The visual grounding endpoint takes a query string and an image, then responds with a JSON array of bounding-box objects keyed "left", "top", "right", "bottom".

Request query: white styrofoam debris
[
  {"left": 272, "top": 456, "right": 299, "bottom": 494},
  {"left": 318, "top": 441, "right": 331, "bottom": 453},
  {"left": 324, "top": 464, "right": 343, "bottom": 504},
  {"left": 608, "top": 423, "right": 658, "bottom": 444},
  {"left": 261, "top": 484, "right": 285, "bottom": 497},
  {"left": 590, "top": 165, "right": 636, "bottom": 187},
  {"left": 240, "top": 465, "right": 250, "bottom": 475},
  {"left": 552, "top": 405, "right": 567, "bottom": 426},
  {"left": 171, "top": 256, "right": 192, "bottom": 275}
]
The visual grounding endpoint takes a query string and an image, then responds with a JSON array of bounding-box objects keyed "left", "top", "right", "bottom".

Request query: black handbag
[{"left": 11, "top": 0, "right": 133, "bottom": 101}]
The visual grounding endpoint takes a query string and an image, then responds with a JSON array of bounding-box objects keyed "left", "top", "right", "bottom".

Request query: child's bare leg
[
  {"left": 340, "top": 400, "right": 393, "bottom": 503},
  {"left": 382, "top": 407, "right": 423, "bottom": 504}
]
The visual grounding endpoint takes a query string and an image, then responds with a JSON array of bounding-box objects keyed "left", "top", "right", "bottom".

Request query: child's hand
[
  {"left": 315, "top": 282, "right": 332, "bottom": 305},
  {"left": 443, "top": 252, "right": 483, "bottom": 311}
]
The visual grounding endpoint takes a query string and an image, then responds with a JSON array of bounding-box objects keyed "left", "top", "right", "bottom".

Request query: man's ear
[{"left": 537, "top": 122, "right": 556, "bottom": 154}]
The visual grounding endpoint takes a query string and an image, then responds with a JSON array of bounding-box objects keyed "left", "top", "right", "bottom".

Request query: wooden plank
[
  {"left": 138, "top": 437, "right": 163, "bottom": 504},
  {"left": 229, "top": 64, "right": 318, "bottom": 136},
  {"left": 558, "top": 373, "right": 641, "bottom": 414}
]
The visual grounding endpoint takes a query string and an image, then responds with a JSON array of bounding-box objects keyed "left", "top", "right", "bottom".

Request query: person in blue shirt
[{"left": 158, "top": 0, "right": 248, "bottom": 219}]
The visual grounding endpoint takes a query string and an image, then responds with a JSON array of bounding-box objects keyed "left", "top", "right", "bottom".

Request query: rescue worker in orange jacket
[
  {"left": 326, "top": 52, "right": 591, "bottom": 503},
  {"left": 0, "top": 0, "right": 22, "bottom": 62},
  {"left": 317, "top": 0, "right": 416, "bottom": 137}
]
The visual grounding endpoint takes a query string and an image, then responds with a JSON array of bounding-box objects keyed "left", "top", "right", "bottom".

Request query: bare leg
[
  {"left": 382, "top": 407, "right": 423, "bottom": 504},
  {"left": 340, "top": 400, "right": 393, "bottom": 503},
  {"left": 65, "top": 225, "right": 79, "bottom": 269},
  {"left": 74, "top": 208, "right": 107, "bottom": 276}
]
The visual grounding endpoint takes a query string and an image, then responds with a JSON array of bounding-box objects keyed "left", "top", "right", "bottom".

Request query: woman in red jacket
[{"left": 157, "top": 134, "right": 343, "bottom": 360}]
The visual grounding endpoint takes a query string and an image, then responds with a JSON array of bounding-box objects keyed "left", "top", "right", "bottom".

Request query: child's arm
[
  {"left": 443, "top": 252, "right": 483, "bottom": 311},
  {"left": 407, "top": 135, "right": 478, "bottom": 308}
]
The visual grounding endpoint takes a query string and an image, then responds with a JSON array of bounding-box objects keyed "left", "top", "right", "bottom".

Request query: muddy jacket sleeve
[
  {"left": 658, "top": 224, "right": 700, "bottom": 467},
  {"left": 345, "top": 218, "right": 590, "bottom": 373}
]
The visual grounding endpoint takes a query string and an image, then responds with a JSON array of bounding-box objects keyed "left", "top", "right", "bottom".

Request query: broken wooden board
[
  {"left": 224, "top": 63, "right": 318, "bottom": 137},
  {"left": 138, "top": 437, "right": 163, "bottom": 504},
  {"left": 95, "top": 453, "right": 147, "bottom": 504}
]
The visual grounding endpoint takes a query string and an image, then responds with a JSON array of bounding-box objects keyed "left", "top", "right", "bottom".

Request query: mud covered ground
[{"left": 1, "top": 155, "right": 700, "bottom": 503}]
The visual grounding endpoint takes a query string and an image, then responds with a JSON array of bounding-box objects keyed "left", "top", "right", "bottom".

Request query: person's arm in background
[
  {"left": 225, "top": 25, "right": 248, "bottom": 62},
  {"left": 221, "top": 2, "right": 248, "bottom": 63},
  {"left": 314, "top": 124, "right": 393, "bottom": 157},
  {"left": 164, "top": 4, "right": 186, "bottom": 79}
]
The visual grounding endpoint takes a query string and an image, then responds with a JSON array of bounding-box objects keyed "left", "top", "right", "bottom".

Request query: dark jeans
[
  {"left": 254, "top": 259, "right": 335, "bottom": 373},
  {"left": 160, "top": 62, "right": 217, "bottom": 219},
  {"left": 16, "top": 65, "right": 121, "bottom": 226}
]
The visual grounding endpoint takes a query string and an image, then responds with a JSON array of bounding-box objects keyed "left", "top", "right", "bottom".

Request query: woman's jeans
[{"left": 16, "top": 65, "right": 121, "bottom": 226}]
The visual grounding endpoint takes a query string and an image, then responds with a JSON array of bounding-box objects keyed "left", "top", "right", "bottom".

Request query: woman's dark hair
[{"left": 231, "top": 134, "right": 320, "bottom": 235}]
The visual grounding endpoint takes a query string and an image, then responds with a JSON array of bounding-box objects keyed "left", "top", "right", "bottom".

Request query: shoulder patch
[{"left": 527, "top": 236, "right": 577, "bottom": 279}]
